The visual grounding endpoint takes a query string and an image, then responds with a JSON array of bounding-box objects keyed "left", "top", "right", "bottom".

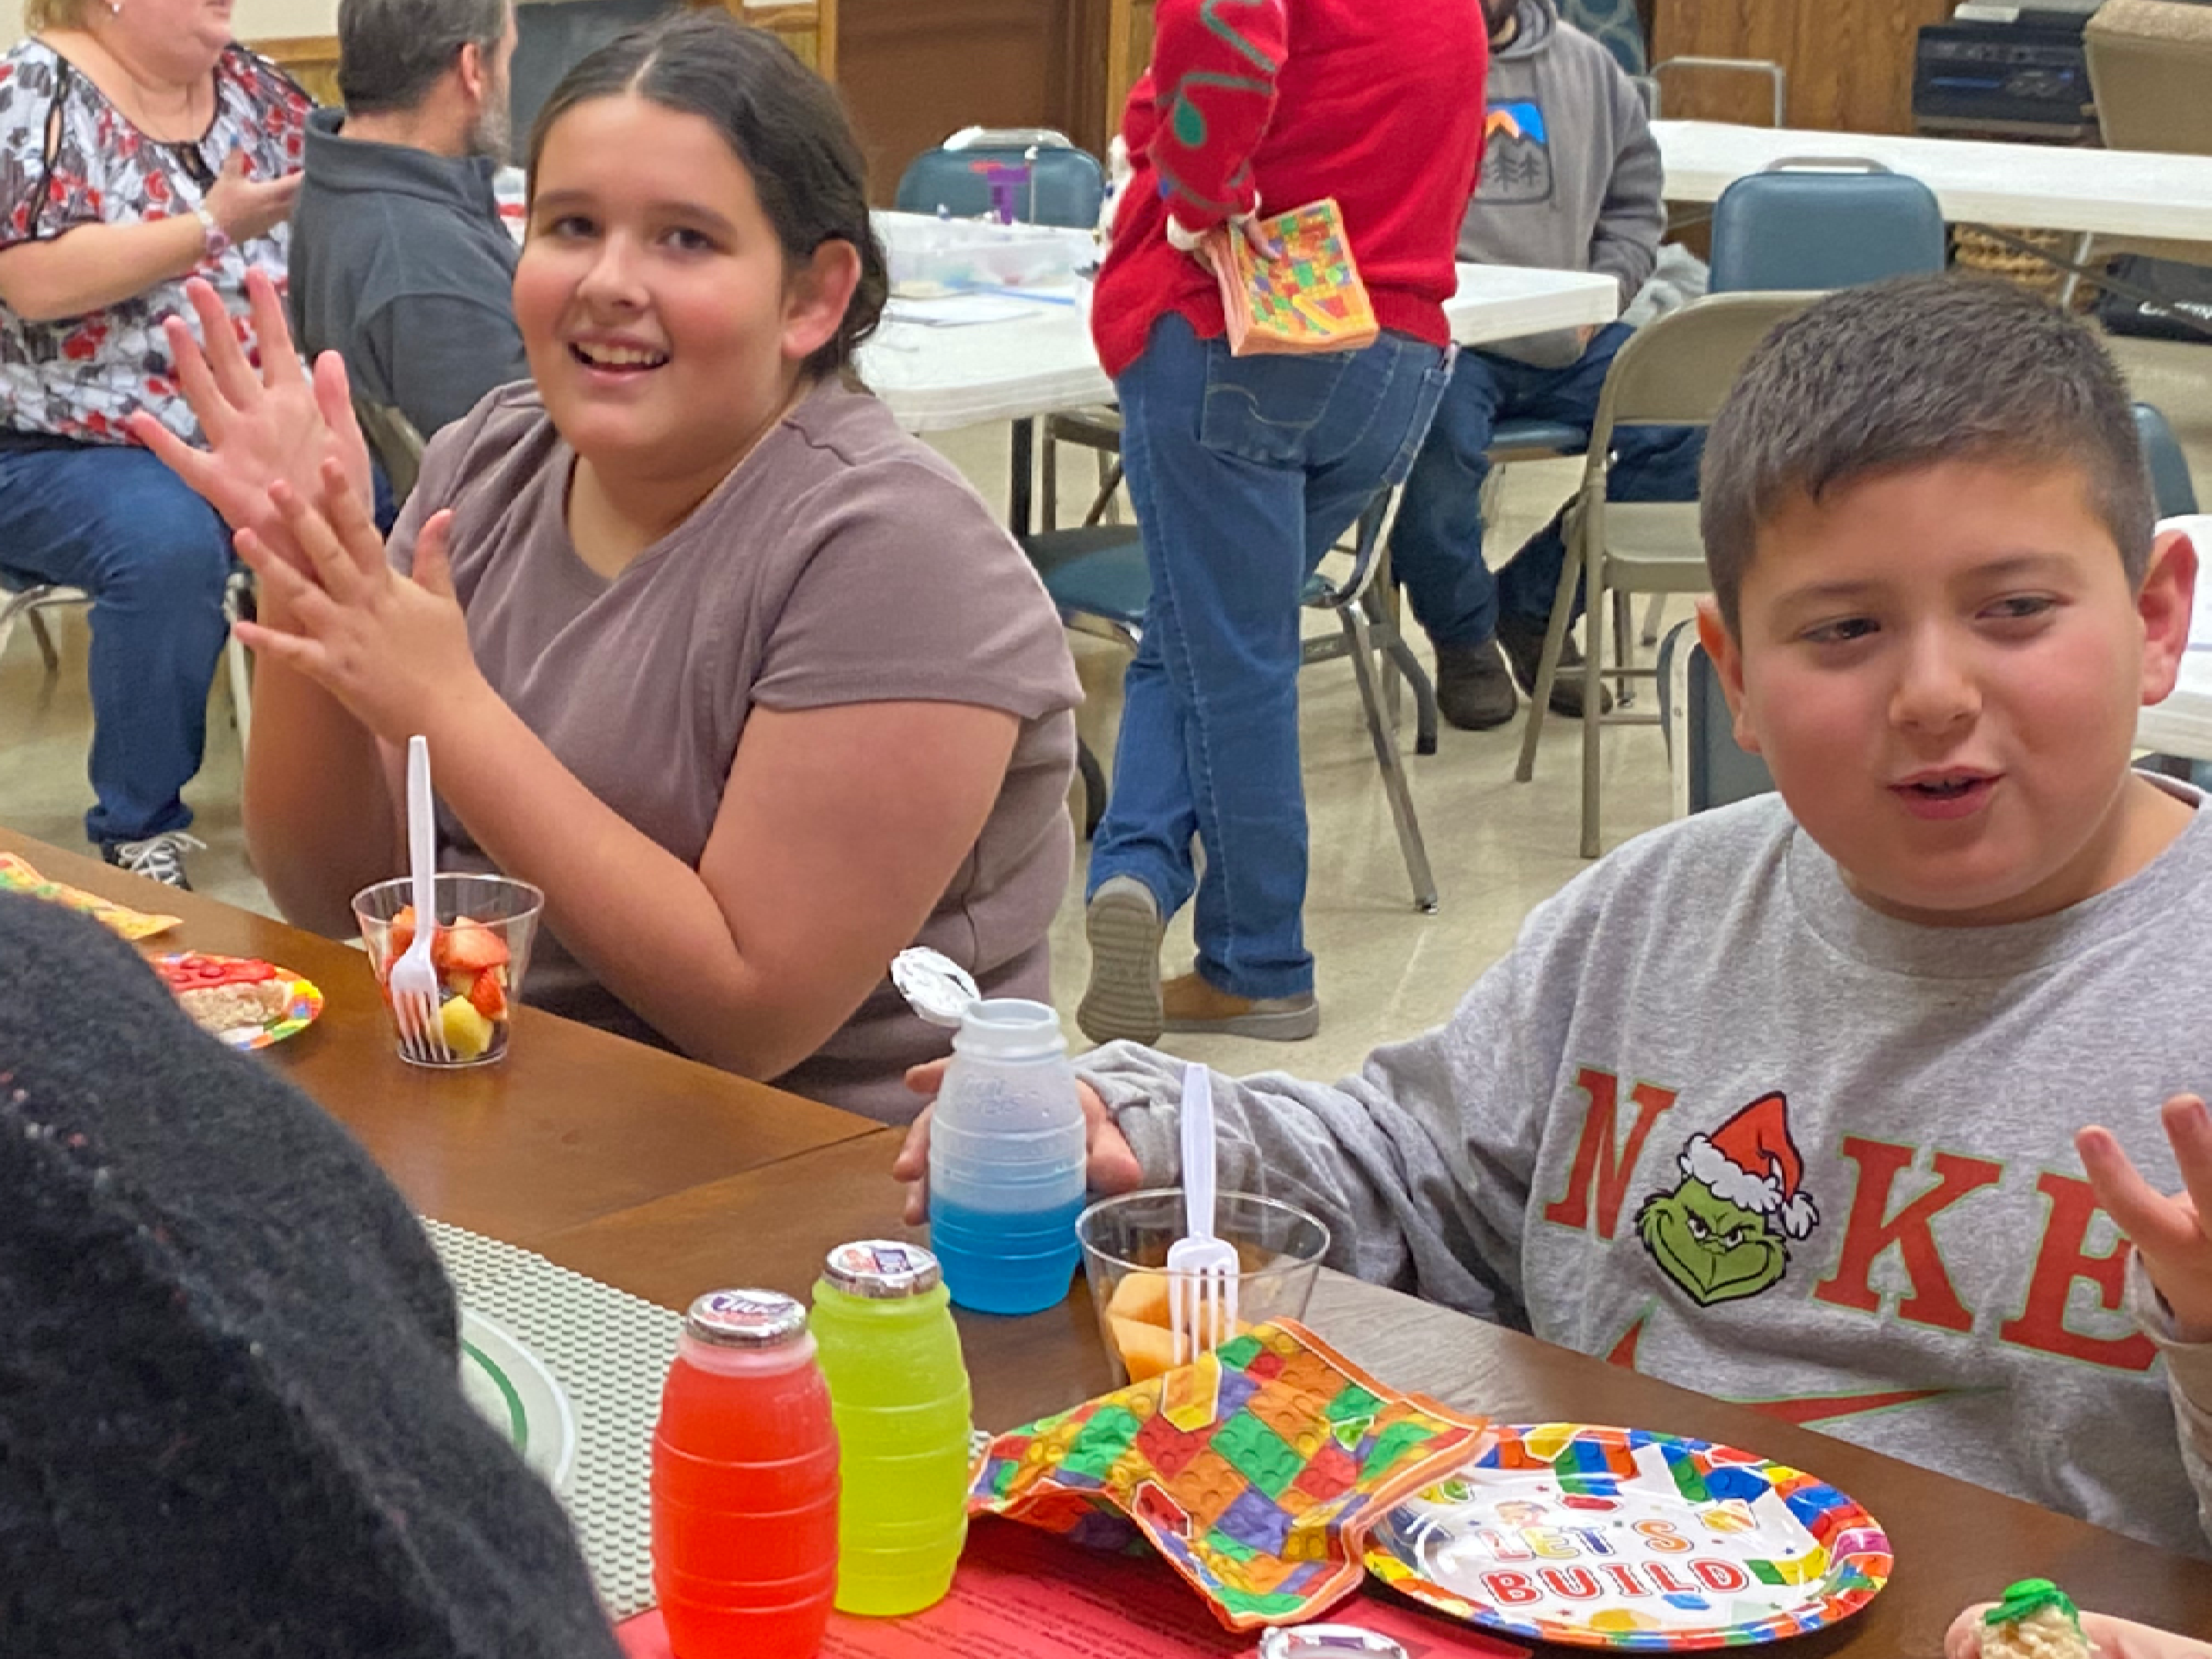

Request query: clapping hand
[
  {"left": 126, "top": 268, "right": 373, "bottom": 574},
  {"left": 228, "top": 457, "right": 488, "bottom": 745},
  {"left": 2078, "top": 1094, "right": 2212, "bottom": 1341}
]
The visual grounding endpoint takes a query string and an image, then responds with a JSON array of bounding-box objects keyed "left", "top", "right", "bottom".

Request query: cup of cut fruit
[
  {"left": 352, "top": 873, "right": 543, "bottom": 1067},
  {"left": 1075, "top": 1189, "right": 1330, "bottom": 1385}
]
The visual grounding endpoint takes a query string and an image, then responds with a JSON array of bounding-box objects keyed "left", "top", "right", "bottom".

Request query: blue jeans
[
  {"left": 1387, "top": 322, "right": 1707, "bottom": 649},
  {"left": 1088, "top": 314, "right": 1451, "bottom": 999},
  {"left": 0, "top": 444, "right": 233, "bottom": 845}
]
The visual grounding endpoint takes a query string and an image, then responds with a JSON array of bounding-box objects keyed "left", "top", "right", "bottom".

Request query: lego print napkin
[{"left": 968, "top": 1319, "right": 1492, "bottom": 1631}]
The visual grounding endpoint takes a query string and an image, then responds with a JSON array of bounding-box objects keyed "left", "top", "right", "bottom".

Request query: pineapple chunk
[{"left": 437, "top": 994, "right": 494, "bottom": 1060}]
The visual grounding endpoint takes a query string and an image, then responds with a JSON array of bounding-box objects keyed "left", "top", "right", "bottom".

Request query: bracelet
[{"left": 192, "top": 204, "right": 232, "bottom": 262}]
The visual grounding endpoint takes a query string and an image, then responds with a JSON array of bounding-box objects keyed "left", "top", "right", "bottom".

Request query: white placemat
[{"left": 426, "top": 1220, "right": 679, "bottom": 1620}]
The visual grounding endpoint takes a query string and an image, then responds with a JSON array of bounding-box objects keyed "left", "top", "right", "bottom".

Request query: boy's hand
[
  {"left": 2078, "top": 1094, "right": 2212, "bottom": 1341},
  {"left": 1948, "top": 1602, "right": 2212, "bottom": 1658},
  {"left": 894, "top": 1060, "right": 1145, "bottom": 1225}
]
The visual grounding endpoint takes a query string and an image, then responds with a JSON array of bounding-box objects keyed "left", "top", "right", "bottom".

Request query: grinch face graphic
[{"left": 1634, "top": 1092, "right": 1820, "bottom": 1308}]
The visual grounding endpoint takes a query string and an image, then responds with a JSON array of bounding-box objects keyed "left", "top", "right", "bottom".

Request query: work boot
[
  {"left": 1160, "top": 973, "right": 1319, "bottom": 1041},
  {"left": 1496, "top": 613, "right": 1615, "bottom": 718},
  {"left": 1432, "top": 641, "right": 1518, "bottom": 732}
]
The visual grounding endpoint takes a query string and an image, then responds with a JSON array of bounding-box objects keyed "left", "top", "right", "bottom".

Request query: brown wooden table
[
  {"left": 0, "top": 830, "right": 884, "bottom": 1244},
  {"left": 12, "top": 830, "right": 2210, "bottom": 1656}
]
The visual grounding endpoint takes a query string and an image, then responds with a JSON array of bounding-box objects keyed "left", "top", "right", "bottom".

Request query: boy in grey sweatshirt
[
  {"left": 902, "top": 278, "right": 2212, "bottom": 1559},
  {"left": 1387, "top": 0, "right": 1702, "bottom": 732}
]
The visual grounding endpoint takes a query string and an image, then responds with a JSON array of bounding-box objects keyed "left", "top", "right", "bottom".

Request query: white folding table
[
  {"left": 856, "top": 263, "right": 1620, "bottom": 532},
  {"left": 1652, "top": 120, "right": 2212, "bottom": 251}
]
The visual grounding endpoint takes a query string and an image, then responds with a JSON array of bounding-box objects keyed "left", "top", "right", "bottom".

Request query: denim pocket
[
  {"left": 1381, "top": 347, "right": 1457, "bottom": 488},
  {"left": 1198, "top": 345, "right": 1359, "bottom": 467}
]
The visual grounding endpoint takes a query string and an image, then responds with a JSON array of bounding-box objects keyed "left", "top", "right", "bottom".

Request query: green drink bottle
[{"left": 809, "top": 1240, "right": 973, "bottom": 1616}]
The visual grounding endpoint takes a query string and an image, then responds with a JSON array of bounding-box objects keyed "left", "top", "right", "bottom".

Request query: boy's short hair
[{"left": 1700, "top": 275, "right": 2153, "bottom": 633}]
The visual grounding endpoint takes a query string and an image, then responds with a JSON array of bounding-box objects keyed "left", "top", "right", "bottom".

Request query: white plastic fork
[
  {"left": 1167, "top": 1060, "right": 1239, "bottom": 1365},
  {"left": 388, "top": 735, "right": 450, "bottom": 1064}
]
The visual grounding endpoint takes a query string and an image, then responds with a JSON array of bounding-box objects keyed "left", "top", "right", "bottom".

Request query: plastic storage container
[
  {"left": 927, "top": 997, "right": 1087, "bottom": 1316},
  {"left": 650, "top": 1289, "right": 840, "bottom": 1657},
  {"left": 874, "top": 210, "right": 1094, "bottom": 295},
  {"left": 809, "top": 1241, "right": 973, "bottom": 1617}
]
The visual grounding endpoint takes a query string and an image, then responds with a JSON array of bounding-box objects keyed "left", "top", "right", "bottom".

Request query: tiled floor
[{"left": 4, "top": 332, "right": 2207, "bottom": 1084}]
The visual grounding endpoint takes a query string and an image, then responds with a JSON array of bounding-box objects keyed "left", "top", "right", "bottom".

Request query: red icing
[{"left": 158, "top": 952, "right": 280, "bottom": 992}]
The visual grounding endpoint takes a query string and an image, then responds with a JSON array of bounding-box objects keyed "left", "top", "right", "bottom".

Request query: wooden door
[{"left": 1651, "top": 0, "right": 1953, "bottom": 134}]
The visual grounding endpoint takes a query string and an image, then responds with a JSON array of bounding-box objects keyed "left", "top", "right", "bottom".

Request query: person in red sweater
[{"left": 1077, "top": 0, "right": 1487, "bottom": 1047}]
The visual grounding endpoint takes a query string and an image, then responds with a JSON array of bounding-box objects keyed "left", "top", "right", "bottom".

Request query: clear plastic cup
[
  {"left": 1075, "top": 1189, "right": 1331, "bottom": 1386},
  {"left": 352, "top": 873, "right": 543, "bottom": 1068}
]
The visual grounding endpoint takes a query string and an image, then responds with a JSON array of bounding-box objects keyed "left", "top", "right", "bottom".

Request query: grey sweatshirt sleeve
[
  {"left": 2127, "top": 1249, "right": 2212, "bottom": 1550},
  {"left": 1587, "top": 75, "right": 1663, "bottom": 306},
  {"left": 363, "top": 293, "right": 531, "bottom": 438},
  {"left": 1081, "top": 942, "right": 1560, "bottom": 1329}
]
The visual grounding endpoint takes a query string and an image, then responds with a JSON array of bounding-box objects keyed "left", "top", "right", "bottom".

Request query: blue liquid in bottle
[
  {"left": 927, "top": 998, "right": 1088, "bottom": 1317},
  {"left": 925, "top": 1192, "right": 1086, "bottom": 1316}
]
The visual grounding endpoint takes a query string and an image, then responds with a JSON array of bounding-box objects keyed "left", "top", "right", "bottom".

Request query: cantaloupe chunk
[
  {"left": 1110, "top": 1314, "right": 1178, "bottom": 1383},
  {"left": 1108, "top": 1269, "right": 1173, "bottom": 1327}
]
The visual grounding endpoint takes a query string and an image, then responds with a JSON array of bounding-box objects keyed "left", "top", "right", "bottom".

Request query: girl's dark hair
[{"left": 525, "top": 12, "right": 887, "bottom": 381}]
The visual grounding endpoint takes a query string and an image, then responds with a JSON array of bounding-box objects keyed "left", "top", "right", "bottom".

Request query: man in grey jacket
[
  {"left": 1387, "top": 0, "right": 1703, "bottom": 730},
  {"left": 290, "top": 0, "right": 527, "bottom": 445}
]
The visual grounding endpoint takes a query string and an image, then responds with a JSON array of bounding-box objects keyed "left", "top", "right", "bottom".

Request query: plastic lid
[
  {"left": 822, "top": 1239, "right": 943, "bottom": 1298},
  {"left": 890, "top": 947, "right": 979, "bottom": 1029},
  {"left": 684, "top": 1289, "right": 809, "bottom": 1348},
  {"left": 1258, "top": 1628, "right": 1408, "bottom": 1659}
]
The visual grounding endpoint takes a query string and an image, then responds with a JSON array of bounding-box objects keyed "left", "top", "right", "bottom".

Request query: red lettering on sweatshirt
[
  {"left": 1997, "top": 1172, "right": 2158, "bottom": 1370},
  {"left": 1813, "top": 1139, "right": 2002, "bottom": 1331},
  {"left": 1543, "top": 1069, "right": 1678, "bottom": 1240}
]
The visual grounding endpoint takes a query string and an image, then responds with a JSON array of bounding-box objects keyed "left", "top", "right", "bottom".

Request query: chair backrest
[
  {"left": 894, "top": 131, "right": 1105, "bottom": 230},
  {"left": 1586, "top": 290, "right": 1815, "bottom": 447},
  {"left": 1558, "top": 0, "right": 1647, "bottom": 76},
  {"left": 1708, "top": 164, "right": 1947, "bottom": 294},
  {"left": 2136, "top": 401, "right": 2202, "bottom": 518},
  {"left": 1658, "top": 618, "right": 1775, "bottom": 816},
  {"left": 2086, "top": 0, "right": 2212, "bottom": 156},
  {"left": 354, "top": 399, "right": 428, "bottom": 507}
]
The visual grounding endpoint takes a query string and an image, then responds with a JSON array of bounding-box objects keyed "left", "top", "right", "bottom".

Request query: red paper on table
[{"left": 616, "top": 1518, "right": 1529, "bottom": 1658}]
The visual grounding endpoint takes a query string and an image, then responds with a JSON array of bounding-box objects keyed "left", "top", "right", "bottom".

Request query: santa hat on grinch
[{"left": 1679, "top": 1092, "right": 1819, "bottom": 1240}]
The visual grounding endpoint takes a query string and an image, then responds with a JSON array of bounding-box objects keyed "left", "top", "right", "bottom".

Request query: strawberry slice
[
  {"left": 442, "top": 917, "right": 510, "bottom": 972},
  {"left": 389, "top": 904, "right": 417, "bottom": 959},
  {"left": 467, "top": 966, "right": 507, "bottom": 1020}
]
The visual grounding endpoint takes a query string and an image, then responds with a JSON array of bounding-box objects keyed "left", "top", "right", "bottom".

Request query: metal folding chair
[{"left": 1513, "top": 291, "right": 1816, "bottom": 857}]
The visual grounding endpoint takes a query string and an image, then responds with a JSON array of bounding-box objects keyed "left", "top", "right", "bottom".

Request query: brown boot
[
  {"left": 1496, "top": 613, "right": 1615, "bottom": 718},
  {"left": 1433, "top": 640, "right": 1519, "bottom": 731},
  {"left": 1161, "top": 973, "right": 1319, "bottom": 1041}
]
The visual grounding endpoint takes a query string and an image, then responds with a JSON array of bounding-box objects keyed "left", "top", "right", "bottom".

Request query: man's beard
[{"left": 466, "top": 85, "right": 512, "bottom": 163}]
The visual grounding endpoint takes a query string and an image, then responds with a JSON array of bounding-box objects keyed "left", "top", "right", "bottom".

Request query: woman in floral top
[{"left": 0, "top": 0, "right": 307, "bottom": 888}]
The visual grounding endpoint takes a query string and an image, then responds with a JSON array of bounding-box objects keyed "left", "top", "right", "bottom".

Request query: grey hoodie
[
  {"left": 1084, "top": 789, "right": 2212, "bottom": 1559},
  {"left": 1461, "top": 0, "right": 1664, "bottom": 366}
]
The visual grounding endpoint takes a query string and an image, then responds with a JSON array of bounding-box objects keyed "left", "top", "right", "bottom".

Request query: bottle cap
[
  {"left": 823, "top": 1239, "right": 943, "bottom": 1298},
  {"left": 1257, "top": 1628, "right": 1408, "bottom": 1659},
  {"left": 684, "top": 1288, "right": 809, "bottom": 1348},
  {"left": 891, "top": 947, "right": 979, "bottom": 1029}
]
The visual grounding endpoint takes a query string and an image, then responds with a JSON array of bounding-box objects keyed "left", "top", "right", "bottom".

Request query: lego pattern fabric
[{"left": 968, "top": 1319, "right": 1491, "bottom": 1630}]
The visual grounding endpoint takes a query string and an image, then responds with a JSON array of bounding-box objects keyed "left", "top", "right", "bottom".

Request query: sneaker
[
  {"left": 1161, "top": 973, "right": 1319, "bottom": 1041},
  {"left": 1495, "top": 613, "right": 1615, "bottom": 718},
  {"left": 101, "top": 830, "right": 205, "bottom": 890},
  {"left": 1077, "top": 875, "right": 1166, "bottom": 1045},
  {"left": 1432, "top": 640, "right": 1519, "bottom": 732}
]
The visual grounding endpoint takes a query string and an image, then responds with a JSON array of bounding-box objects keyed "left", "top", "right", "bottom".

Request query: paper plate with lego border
[
  {"left": 1362, "top": 1422, "right": 1892, "bottom": 1650},
  {"left": 154, "top": 952, "right": 324, "bottom": 1050}
]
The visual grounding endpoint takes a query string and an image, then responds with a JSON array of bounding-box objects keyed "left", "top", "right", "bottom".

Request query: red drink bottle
[{"left": 650, "top": 1289, "right": 840, "bottom": 1656}]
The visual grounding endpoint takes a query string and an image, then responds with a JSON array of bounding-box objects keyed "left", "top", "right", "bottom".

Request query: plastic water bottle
[
  {"left": 809, "top": 1240, "right": 972, "bottom": 1617},
  {"left": 927, "top": 996, "right": 1087, "bottom": 1316},
  {"left": 650, "top": 1289, "right": 839, "bottom": 1657}
]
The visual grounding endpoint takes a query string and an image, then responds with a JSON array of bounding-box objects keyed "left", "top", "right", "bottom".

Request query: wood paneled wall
[
  {"left": 836, "top": 0, "right": 1080, "bottom": 205},
  {"left": 252, "top": 34, "right": 341, "bottom": 105},
  {"left": 1651, "top": 0, "right": 1952, "bottom": 133}
]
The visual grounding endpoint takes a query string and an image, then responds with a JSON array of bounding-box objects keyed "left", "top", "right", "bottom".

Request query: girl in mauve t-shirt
[{"left": 131, "top": 14, "right": 1080, "bottom": 1122}]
